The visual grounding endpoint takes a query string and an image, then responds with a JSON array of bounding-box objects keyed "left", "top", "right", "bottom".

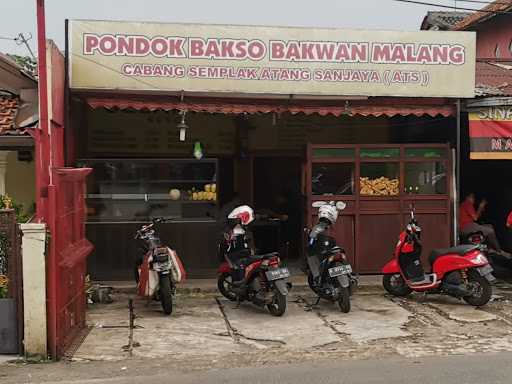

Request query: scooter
[
  {"left": 217, "top": 205, "right": 291, "bottom": 316},
  {"left": 305, "top": 201, "right": 357, "bottom": 313},
  {"left": 382, "top": 209, "right": 495, "bottom": 306},
  {"left": 135, "top": 217, "right": 186, "bottom": 315},
  {"left": 460, "top": 230, "right": 512, "bottom": 276}
]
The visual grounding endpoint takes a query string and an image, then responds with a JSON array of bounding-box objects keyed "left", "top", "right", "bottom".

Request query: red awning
[{"left": 86, "top": 96, "right": 455, "bottom": 117}]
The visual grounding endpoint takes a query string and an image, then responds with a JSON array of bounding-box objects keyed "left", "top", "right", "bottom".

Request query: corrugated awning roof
[
  {"left": 85, "top": 96, "right": 455, "bottom": 117},
  {"left": 475, "top": 61, "right": 512, "bottom": 97}
]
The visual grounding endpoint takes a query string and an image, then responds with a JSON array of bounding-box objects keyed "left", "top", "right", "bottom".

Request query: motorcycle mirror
[
  {"left": 336, "top": 201, "right": 347, "bottom": 211},
  {"left": 312, "top": 201, "right": 326, "bottom": 208}
]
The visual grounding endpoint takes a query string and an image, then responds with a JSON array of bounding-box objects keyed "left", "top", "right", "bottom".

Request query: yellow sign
[{"left": 70, "top": 20, "right": 476, "bottom": 98}]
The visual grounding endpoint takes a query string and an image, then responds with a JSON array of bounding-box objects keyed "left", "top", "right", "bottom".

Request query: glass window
[
  {"left": 404, "top": 162, "right": 447, "bottom": 195},
  {"left": 360, "top": 163, "right": 399, "bottom": 196},
  {"left": 405, "top": 148, "right": 445, "bottom": 158},
  {"left": 312, "top": 163, "right": 355, "bottom": 195},
  {"left": 360, "top": 148, "right": 399, "bottom": 158},
  {"left": 312, "top": 148, "right": 355, "bottom": 158},
  {"left": 80, "top": 159, "right": 218, "bottom": 222}
]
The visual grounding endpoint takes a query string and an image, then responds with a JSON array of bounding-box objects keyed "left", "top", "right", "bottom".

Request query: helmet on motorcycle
[
  {"left": 228, "top": 205, "right": 255, "bottom": 225},
  {"left": 318, "top": 204, "right": 338, "bottom": 225}
]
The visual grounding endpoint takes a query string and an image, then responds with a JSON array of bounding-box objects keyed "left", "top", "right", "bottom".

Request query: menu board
[{"left": 87, "top": 109, "right": 236, "bottom": 156}]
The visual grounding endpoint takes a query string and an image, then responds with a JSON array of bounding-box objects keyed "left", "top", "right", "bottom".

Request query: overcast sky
[{"left": 0, "top": 0, "right": 475, "bottom": 57}]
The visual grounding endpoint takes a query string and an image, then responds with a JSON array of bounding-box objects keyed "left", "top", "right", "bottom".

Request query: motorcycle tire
[
  {"left": 217, "top": 272, "right": 238, "bottom": 302},
  {"left": 463, "top": 270, "right": 492, "bottom": 307},
  {"left": 338, "top": 287, "right": 351, "bottom": 313},
  {"left": 307, "top": 272, "right": 321, "bottom": 295},
  {"left": 159, "top": 274, "right": 173, "bottom": 315},
  {"left": 267, "top": 289, "right": 287, "bottom": 317},
  {"left": 383, "top": 274, "right": 413, "bottom": 297}
]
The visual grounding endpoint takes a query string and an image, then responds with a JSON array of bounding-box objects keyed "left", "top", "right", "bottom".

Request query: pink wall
[{"left": 474, "top": 15, "right": 512, "bottom": 60}]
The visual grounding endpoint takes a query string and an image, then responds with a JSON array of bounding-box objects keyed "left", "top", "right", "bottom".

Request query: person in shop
[
  {"left": 460, "top": 192, "right": 510, "bottom": 256},
  {"left": 260, "top": 188, "right": 301, "bottom": 259}
]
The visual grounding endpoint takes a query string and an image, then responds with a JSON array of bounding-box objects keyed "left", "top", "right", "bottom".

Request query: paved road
[{"left": 35, "top": 353, "right": 512, "bottom": 384}]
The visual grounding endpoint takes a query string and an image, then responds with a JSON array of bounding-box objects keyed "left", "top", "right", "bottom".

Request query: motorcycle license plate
[
  {"left": 265, "top": 267, "right": 290, "bottom": 281},
  {"left": 477, "top": 264, "right": 494, "bottom": 276},
  {"left": 328, "top": 264, "right": 352, "bottom": 277}
]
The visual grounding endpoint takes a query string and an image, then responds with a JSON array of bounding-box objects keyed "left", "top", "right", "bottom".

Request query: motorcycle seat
[
  {"left": 248, "top": 252, "right": 279, "bottom": 262},
  {"left": 428, "top": 245, "right": 479, "bottom": 266}
]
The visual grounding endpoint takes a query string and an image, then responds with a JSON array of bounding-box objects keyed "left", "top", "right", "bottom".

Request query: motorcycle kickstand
[{"left": 305, "top": 295, "right": 321, "bottom": 311}]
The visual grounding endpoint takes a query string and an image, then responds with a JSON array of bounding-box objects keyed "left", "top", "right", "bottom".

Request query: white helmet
[
  {"left": 318, "top": 204, "right": 338, "bottom": 225},
  {"left": 228, "top": 205, "right": 255, "bottom": 226}
]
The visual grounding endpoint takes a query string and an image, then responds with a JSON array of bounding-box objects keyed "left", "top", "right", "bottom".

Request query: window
[
  {"left": 360, "top": 163, "right": 399, "bottom": 196},
  {"left": 312, "top": 163, "right": 355, "bottom": 195},
  {"left": 404, "top": 162, "right": 446, "bottom": 195}
]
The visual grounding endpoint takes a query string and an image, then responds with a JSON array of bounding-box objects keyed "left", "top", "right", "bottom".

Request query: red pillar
[{"left": 36, "top": 0, "right": 58, "bottom": 359}]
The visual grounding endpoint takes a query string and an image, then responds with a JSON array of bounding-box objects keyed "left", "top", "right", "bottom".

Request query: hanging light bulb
[{"left": 177, "top": 110, "right": 188, "bottom": 142}]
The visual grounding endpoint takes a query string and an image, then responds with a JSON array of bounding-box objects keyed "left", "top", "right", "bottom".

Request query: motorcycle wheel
[
  {"left": 217, "top": 272, "right": 238, "bottom": 302},
  {"left": 463, "top": 270, "right": 492, "bottom": 307},
  {"left": 383, "top": 274, "right": 412, "bottom": 297},
  {"left": 267, "top": 289, "right": 287, "bottom": 317},
  {"left": 338, "top": 287, "right": 351, "bottom": 313},
  {"left": 307, "top": 272, "right": 320, "bottom": 294},
  {"left": 159, "top": 274, "right": 173, "bottom": 315}
]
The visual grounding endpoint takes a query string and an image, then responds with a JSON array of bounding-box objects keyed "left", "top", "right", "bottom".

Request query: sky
[{"left": 0, "top": 0, "right": 475, "bottom": 57}]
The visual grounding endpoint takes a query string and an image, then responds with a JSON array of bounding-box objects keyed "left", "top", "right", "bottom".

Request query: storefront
[{"left": 67, "top": 20, "right": 475, "bottom": 279}]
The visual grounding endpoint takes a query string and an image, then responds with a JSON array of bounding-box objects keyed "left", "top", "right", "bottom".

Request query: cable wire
[{"left": 392, "top": 0, "right": 512, "bottom": 13}]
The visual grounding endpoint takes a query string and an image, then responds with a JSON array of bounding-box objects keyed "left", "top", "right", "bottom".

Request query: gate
[{"left": 47, "top": 167, "right": 92, "bottom": 358}]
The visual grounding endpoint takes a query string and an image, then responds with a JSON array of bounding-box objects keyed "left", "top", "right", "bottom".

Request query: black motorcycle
[
  {"left": 460, "top": 230, "right": 512, "bottom": 276},
  {"left": 305, "top": 201, "right": 357, "bottom": 313}
]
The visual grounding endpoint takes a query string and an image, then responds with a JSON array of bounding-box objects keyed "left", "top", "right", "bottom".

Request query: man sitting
[{"left": 460, "top": 193, "right": 508, "bottom": 256}]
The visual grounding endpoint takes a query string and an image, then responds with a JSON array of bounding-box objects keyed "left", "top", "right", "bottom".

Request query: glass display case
[{"left": 77, "top": 158, "right": 218, "bottom": 222}]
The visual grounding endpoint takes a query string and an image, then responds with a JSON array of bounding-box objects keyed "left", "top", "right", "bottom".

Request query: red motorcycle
[
  {"left": 217, "top": 205, "right": 291, "bottom": 316},
  {"left": 382, "top": 209, "right": 495, "bottom": 306}
]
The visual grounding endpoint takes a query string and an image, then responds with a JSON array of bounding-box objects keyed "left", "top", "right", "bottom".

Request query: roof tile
[{"left": 0, "top": 95, "right": 20, "bottom": 134}]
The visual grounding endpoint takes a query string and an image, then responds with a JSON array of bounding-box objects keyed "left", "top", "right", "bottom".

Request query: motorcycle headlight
[{"left": 470, "top": 253, "right": 488, "bottom": 265}]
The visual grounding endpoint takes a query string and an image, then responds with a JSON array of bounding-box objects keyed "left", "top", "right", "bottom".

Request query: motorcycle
[
  {"left": 217, "top": 205, "right": 291, "bottom": 316},
  {"left": 135, "top": 217, "right": 186, "bottom": 315},
  {"left": 382, "top": 209, "right": 495, "bottom": 306},
  {"left": 305, "top": 201, "right": 357, "bottom": 313},
  {"left": 460, "top": 230, "right": 512, "bottom": 276}
]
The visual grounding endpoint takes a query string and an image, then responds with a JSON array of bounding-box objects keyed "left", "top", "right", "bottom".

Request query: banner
[
  {"left": 469, "top": 106, "right": 512, "bottom": 159},
  {"left": 69, "top": 20, "right": 476, "bottom": 98}
]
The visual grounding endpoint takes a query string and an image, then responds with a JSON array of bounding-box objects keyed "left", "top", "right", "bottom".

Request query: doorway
[{"left": 252, "top": 156, "right": 304, "bottom": 260}]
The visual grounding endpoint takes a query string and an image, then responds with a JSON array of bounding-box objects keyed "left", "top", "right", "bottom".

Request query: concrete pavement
[{"left": 4, "top": 353, "right": 512, "bottom": 384}]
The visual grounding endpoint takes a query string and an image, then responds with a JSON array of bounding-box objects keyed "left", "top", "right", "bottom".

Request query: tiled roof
[
  {"left": 421, "top": 11, "right": 471, "bottom": 30},
  {"left": 475, "top": 61, "right": 512, "bottom": 96},
  {"left": 0, "top": 95, "right": 21, "bottom": 135},
  {"left": 454, "top": 0, "right": 512, "bottom": 30}
]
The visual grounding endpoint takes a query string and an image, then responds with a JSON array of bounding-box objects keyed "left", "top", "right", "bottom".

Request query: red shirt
[
  {"left": 459, "top": 200, "right": 476, "bottom": 229},
  {"left": 507, "top": 211, "right": 512, "bottom": 227}
]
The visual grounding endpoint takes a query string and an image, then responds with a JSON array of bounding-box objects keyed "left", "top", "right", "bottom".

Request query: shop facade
[{"left": 67, "top": 20, "right": 476, "bottom": 279}]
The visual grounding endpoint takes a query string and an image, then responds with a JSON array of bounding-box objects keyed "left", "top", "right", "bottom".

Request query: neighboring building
[
  {"left": 420, "top": 11, "right": 471, "bottom": 31},
  {"left": 453, "top": 0, "right": 512, "bottom": 60},
  {"left": 423, "top": 1, "right": 512, "bottom": 249},
  {"left": 0, "top": 53, "right": 38, "bottom": 217}
]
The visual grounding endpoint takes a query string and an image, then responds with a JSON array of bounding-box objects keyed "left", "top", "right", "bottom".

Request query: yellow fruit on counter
[
  {"left": 211, "top": 184, "right": 217, "bottom": 193},
  {"left": 204, "top": 184, "right": 211, "bottom": 193},
  {"left": 192, "top": 192, "right": 198, "bottom": 201}
]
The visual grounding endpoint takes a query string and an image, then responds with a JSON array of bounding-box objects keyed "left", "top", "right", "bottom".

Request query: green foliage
[
  {"left": 7, "top": 54, "right": 37, "bottom": 75},
  {"left": 0, "top": 195, "right": 30, "bottom": 223}
]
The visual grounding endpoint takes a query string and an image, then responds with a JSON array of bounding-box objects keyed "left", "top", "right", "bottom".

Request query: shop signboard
[
  {"left": 469, "top": 106, "right": 512, "bottom": 159},
  {"left": 69, "top": 20, "right": 475, "bottom": 98}
]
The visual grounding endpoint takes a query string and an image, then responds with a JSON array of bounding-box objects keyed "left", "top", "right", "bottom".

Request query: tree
[{"left": 7, "top": 54, "right": 37, "bottom": 76}]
